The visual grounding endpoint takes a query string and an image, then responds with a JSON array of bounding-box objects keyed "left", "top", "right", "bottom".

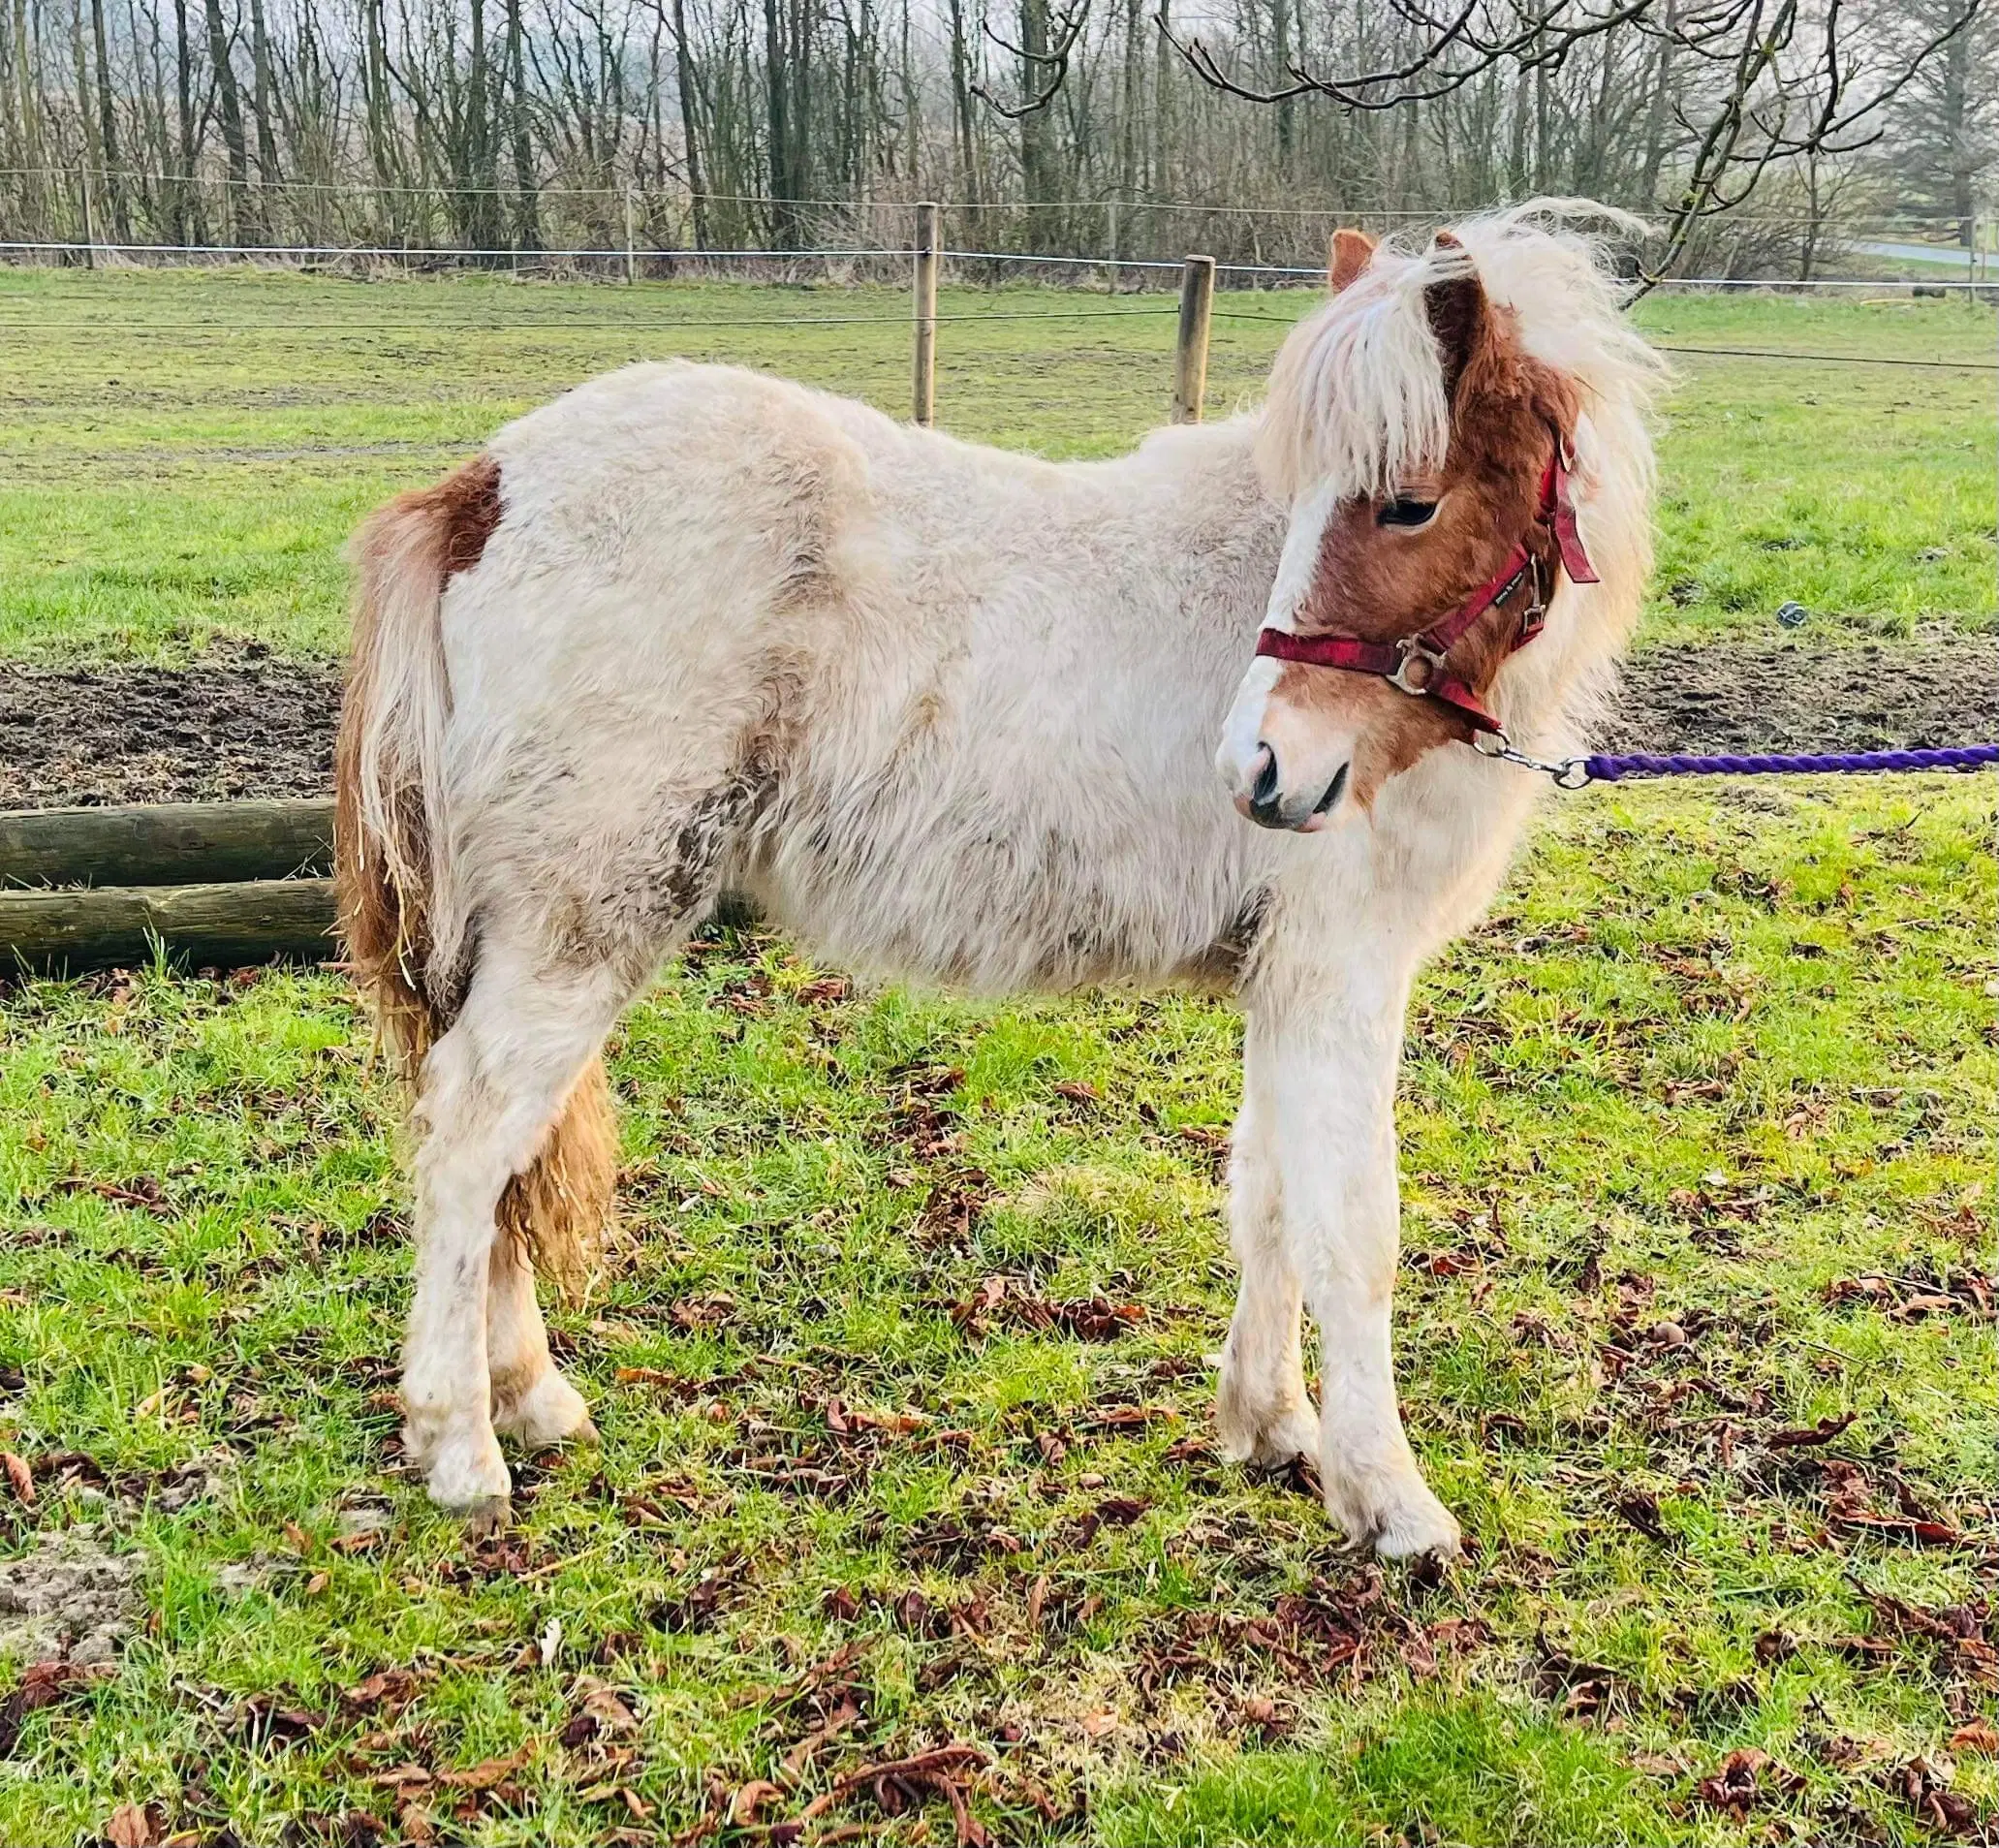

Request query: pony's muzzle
[{"left": 1232, "top": 743, "right": 1349, "bottom": 831}]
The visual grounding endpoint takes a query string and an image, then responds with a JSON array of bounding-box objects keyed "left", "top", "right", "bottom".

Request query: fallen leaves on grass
[
  {"left": 51, "top": 1175, "right": 172, "bottom": 1215},
  {"left": 791, "top": 1742, "right": 993, "bottom": 1846},
  {"left": 102, "top": 1800, "right": 167, "bottom": 1846},
  {"left": 1824, "top": 1270, "right": 1993, "bottom": 1323},
  {"left": 0, "top": 1661, "right": 112, "bottom": 1758},
  {"left": 0, "top": 1452, "right": 32, "bottom": 1506},
  {"left": 340, "top": 1669, "right": 425, "bottom": 1720},
  {"left": 435, "top": 1743, "right": 533, "bottom": 1790},
  {"left": 1948, "top": 1720, "right": 1999, "bottom": 1756},
  {"left": 1883, "top": 1757, "right": 1979, "bottom": 1837},
  {"left": 234, "top": 1692, "right": 326, "bottom": 1751},
  {"left": 1694, "top": 1747, "right": 1805, "bottom": 1820},
  {"left": 951, "top": 1275, "right": 1144, "bottom": 1341},
  {"left": 914, "top": 1168, "right": 990, "bottom": 1250},
  {"left": 1611, "top": 1490, "right": 1673, "bottom": 1543},
  {"left": 1533, "top": 1635, "right": 1629, "bottom": 1721},
  {"left": 1840, "top": 1578, "right": 1999, "bottom": 1689},
  {"left": 1765, "top": 1411, "right": 1858, "bottom": 1449}
]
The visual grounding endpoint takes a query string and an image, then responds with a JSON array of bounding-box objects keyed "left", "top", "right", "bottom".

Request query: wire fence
[
  {"left": 3, "top": 168, "right": 1995, "bottom": 286},
  {"left": 4, "top": 235, "right": 1996, "bottom": 296}
]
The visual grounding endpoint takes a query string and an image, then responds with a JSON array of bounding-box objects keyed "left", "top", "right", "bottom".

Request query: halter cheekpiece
[{"left": 1254, "top": 432, "right": 1599, "bottom": 736}]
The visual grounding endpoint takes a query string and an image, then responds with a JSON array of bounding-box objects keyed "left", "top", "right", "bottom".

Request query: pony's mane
[{"left": 1255, "top": 200, "right": 1669, "bottom": 502}]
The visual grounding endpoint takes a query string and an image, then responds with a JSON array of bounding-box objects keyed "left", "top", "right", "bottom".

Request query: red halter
[{"left": 1254, "top": 434, "right": 1599, "bottom": 736}]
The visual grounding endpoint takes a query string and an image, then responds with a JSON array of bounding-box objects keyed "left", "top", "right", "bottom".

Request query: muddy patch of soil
[
  {"left": 0, "top": 1529, "right": 144, "bottom": 1666},
  {"left": 0, "top": 643, "right": 338, "bottom": 810},
  {"left": 0, "top": 629, "right": 1992, "bottom": 812},
  {"left": 1601, "top": 627, "right": 1999, "bottom": 758}
]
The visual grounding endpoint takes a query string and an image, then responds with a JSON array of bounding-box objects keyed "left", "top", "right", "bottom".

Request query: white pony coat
[{"left": 352, "top": 204, "right": 1662, "bottom": 1550}]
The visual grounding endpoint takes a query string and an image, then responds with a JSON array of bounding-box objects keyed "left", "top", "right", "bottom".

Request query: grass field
[
  {"left": 2, "top": 778, "right": 1993, "bottom": 1845},
  {"left": 0, "top": 266, "right": 1992, "bottom": 661},
  {"left": 1, "top": 263, "right": 1995, "bottom": 1846}
]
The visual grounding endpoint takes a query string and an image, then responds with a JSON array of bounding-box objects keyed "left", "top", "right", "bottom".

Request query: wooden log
[
  {"left": 0, "top": 879, "right": 337, "bottom": 976},
  {"left": 0, "top": 799, "right": 334, "bottom": 891},
  {"left": 1171, "top": 254, "right": 1216, "bottom": 425}
]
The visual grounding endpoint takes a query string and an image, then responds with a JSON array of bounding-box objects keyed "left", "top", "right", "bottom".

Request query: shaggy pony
[{"left": 338, "top": 202, "right": 1662, "bottom": 1555}]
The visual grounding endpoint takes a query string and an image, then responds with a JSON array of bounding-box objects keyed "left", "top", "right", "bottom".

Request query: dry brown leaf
[
  {"left": 0, "top": 1453, "right": 33, "bottom": 1506},
  {"left": 730, "top": 1779, "right": 784, "bottom": 1825},
  {"left": 103, "top": 1802, "right": 159, "bottom": 1848},
  {"left": 1948, "top": 1720, "right": 1999, "bottom": 1757},
  {"left": 436, "top": 1744, "right": 531, "bottom": 1790}
]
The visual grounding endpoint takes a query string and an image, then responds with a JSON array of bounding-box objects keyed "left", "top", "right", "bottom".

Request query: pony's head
[{"left": 1219, "top": 207, "right": 1659, "bottom": 829}]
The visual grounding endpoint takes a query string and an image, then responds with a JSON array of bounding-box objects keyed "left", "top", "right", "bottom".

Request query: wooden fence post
[
  {"left": 913, "top": 201, "right": 939, "bottom": 426},
  {"left": 1171, "top": 253, "right": 1215, "bottom": 424},
  {"left": 625, "top": 185, "right": 639, "bottom": 283}
]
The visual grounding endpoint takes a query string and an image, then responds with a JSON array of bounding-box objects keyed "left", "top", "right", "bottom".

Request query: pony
[{"left": 336, "top": 203, "right": 1662, "bottom": 1556}]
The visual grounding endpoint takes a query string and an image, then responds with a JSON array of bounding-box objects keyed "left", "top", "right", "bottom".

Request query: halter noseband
[{"left": 1254, "top": 434, "right": 1599, "bottom": 736}]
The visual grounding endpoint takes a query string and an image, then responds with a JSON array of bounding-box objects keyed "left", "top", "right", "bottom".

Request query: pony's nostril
[
  {"left": 1313, "top": 763, "right": 1349, "bottom": 814},
  {"left": 1251, "top": 746, "right": 1280, "bottom": 810}
]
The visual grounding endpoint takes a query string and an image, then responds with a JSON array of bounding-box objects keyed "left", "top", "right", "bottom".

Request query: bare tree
[{"left": 1158, "top": 0, "right": 1984, "bottom": 281}]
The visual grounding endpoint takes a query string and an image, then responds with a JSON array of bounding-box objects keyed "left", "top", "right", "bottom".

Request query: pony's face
[{"left": 1219, "top": 229, "right": 1581, "bottom": 830}]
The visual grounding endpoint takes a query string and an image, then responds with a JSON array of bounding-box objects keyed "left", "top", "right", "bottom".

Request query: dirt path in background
[{"left": 2, "top": 629, "right": 1994, "bottom": 811}]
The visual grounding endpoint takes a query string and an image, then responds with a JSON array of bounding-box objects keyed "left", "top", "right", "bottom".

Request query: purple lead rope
[
  {"left": 1477, "top": 736, "right": 1999, "bottom": 788},
  {"left": 1582, "top": 744, "right": 1999, "bottom": 783}
]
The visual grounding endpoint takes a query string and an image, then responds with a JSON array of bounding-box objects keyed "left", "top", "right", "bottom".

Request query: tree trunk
[
  {"left": 1941, "top": 23, "right": 1973, "bottom": 246},
  {"left": 947, "top": 0, "right": 976, "bottom": 199},
  {"left": 89, "top": 0, "right": 125, "bottom": 235},
  {"left": 247, "top": 0, "right": 279, "bottom": 209},
  {"left": 172, "top": 0, "right": 200, "bottom": 242},
  {"left": 1017, "top": 0, "right": 1052, "bottom": 243},
  {"left": 765, "top": 0, "right": 794, "bottom": 242},
  {"left": 203, "top": 0, "right": 255, "bottom": 241},
  {"left": 507, "top": 0, "right": 537, "bottom": 247},
  {"left": 671, "top": 0, "right": 707, "bottom": 246}
]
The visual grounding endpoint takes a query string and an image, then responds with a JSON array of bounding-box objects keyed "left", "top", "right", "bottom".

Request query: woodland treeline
[{"left": 0, "top": 0, "right": 1990, "bottom": 271}]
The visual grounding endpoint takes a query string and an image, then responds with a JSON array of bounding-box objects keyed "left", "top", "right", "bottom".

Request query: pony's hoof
[
  {"left": 1323, "top": 1464, "right": 1461, "bottom": 1562},
  {"left": 460, "top": 1496, "right": 513, "bottom": 1542},
  {"left": 424, "top": 1428, "right": 513, "bottom": 1515},
  {"left": 1214, "top": 1392, "right": 1318, "bottom": 1471},
  {"left": 493, "top": 1367, "right": 596, "bottom": 1449}
]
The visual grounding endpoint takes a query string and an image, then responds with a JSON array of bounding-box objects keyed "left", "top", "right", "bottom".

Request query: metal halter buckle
[
  {"left": 1388, "top": 637, "right": 1447, "bottom": 696},
  {"left": 1473, "top": 729, "right": 1592, "bottom": 789}
]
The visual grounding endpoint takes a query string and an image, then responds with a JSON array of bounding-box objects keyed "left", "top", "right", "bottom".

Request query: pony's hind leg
[
  {"left": 1215, "top": 1073, "right": 1318, "bottom": 1467},
  {"left": 486, "top": 1058, "right": 617, "bottom": 1448},
  {"left": 402, "top": 938, "right": 631, "bottom": 1525},
  {"left": 487, "top": 1223, "right": 595, "bottom": 1448}
]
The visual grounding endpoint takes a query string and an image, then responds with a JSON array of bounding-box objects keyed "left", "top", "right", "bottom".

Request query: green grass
[
  {"left": 0, "top": 266, "right": 1990, "bottom": 662},
  {"left": 3, "top": 776, "right": 1993, "bottom": 1845}
]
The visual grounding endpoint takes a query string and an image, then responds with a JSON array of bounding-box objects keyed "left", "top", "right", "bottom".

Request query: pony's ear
[
  {"left": 1422, "top": 231, "right": 1489, "bottom": 401},
  {"left": 1327, "top": 227, "right": 1376, "bottom": 293}
]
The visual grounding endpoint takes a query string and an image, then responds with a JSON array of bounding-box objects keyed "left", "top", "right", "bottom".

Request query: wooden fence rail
[
  {"left": 0, "top": 799, "right": 332, "bottom": 888},
  {"left": 2, "top": 799, "right": 336, "bottom": 975},
  {"left": 1, "top": 880, "right": 337, "bottom": 973}
]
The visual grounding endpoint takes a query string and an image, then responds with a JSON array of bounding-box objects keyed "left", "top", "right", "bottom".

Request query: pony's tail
[{"left": 335, "top": 455, "right": 614, "bottom": 1299}]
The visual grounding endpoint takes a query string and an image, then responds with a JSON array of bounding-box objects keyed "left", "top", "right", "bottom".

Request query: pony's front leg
[{"left": 1265, "top": 993, "right": 1461, "bottom": 1560}]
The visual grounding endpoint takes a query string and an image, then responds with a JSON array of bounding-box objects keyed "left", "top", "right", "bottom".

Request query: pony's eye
[{"left": 1378, "top": 498, "right": 1439, "bottom": 527}]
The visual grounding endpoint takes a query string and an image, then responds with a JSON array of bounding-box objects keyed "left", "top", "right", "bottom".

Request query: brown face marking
[{"left": 1274, "top": 257, "right": 1582, "bottom": 806}]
